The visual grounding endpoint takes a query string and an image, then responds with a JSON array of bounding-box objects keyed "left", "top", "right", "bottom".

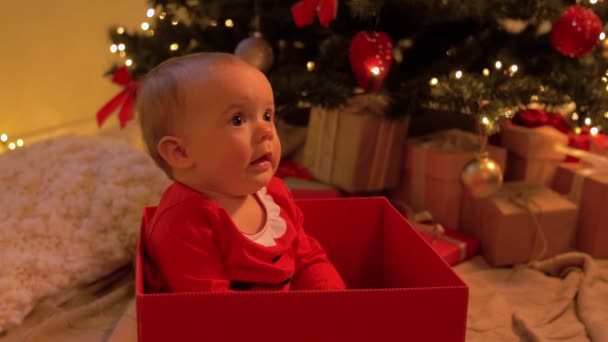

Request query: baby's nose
[{"left": 257, "top": 121, "right": 274, "bottom": 142}]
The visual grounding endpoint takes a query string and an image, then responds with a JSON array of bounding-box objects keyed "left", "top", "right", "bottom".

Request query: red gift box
[
  {"left": 136, "top": 198, "right": 468, "bottom": 342},
  {"left": 417, "top": 227, "right": 480, "bottom": 266}
]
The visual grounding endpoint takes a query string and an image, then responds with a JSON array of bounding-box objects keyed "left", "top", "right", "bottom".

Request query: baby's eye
[
  {"left": 231, "top": 114, "right": 243, "bottom": 126},
  {"left": 263, "top": 111, "right": 272, "bottom": 122}
]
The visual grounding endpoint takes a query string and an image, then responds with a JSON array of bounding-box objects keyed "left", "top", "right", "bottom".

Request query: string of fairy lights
[
  {"left": 428, "top": 38, "right": 608, "bottom": 137},
  {"left": 108, "top": 7, "right": 319, "bottom": 74},
  {"left": 0, "top": 134, "right": 24, "bottom": 152}
]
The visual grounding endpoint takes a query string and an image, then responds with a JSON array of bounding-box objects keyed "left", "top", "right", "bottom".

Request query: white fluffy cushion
[{"left": 0, "top": 135, "right": 170, "bottom": 332}]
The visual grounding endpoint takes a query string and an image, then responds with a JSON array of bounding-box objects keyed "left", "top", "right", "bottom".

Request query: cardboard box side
[
  {"left": 138, "top": 287, "right": 467, "bottom": 342},
  {"left": 578, "top": 175, "right": 608, "bottom": 258},
  {"left": 296, "top": 198, "right": 384, "bottom": 288},
  {"left": 383, "top": 201, "right": 468, "bottom": 288}
]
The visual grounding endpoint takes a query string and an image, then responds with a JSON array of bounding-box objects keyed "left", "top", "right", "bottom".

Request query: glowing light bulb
[
  {"left": 572, "top": 113, "right": 580, "bottom": 120},
  {"left": 110, "top": 44, "right": 118, "bottom": 53},
  {"left": 482, "top": 68, "right": 490, "bottom": 76},
  {"left": 429, "top": 78, "right": 438, "bottom": 86},
  {"left": 495, "top": 61, "right": 502, "bottom": 69},
  {"left": 147, "top": 8, "right": 155, "bottom": 17},
  {"left": 159, "top": 12, "right": 166, "bottom": 20},
  {"left": 8, "top": 142, "right": 15, "bottom": 150},
  {"left": 482, "top": 116, "right": 490, "bottom": 125},
  {"left": 601, "top": 32, "right": 606, "bottom": 40},
  {"left": 575, "top": 127, "right": 582, "bottom": 134},
  {"left": 510, "top": 65, "right": 518, "bottom": 73},
  {"left": 118, "top": 43, "right": 125, "bottom": 51},
  {"left": 117, "top": 27, "right": 125, "bottom": 34},
  {"left": 585, "top": 117, "right": 592, "bottom": 126},
  {"left": 16, "top": 139, "right": 23, "bottom": 147},
  {"left": 170, "top": 43, "right": 179, "bottom": 51},
  {"left": 125, "top": 59, "right": 133, "bottom": 66},
  {"left": 225, "top": 19, "right": 234, "bottom": 28},
  {"left": 1, "top": 134, "right": 7, "bottom": 142},
  {"left": 455, "top": 70, "right": 463, "bottom": 79},
  {"left": 171, "top": 20, "right": 179, "bottom": 26},
  {"left": 141, "top": 22, "right": 149, "bottom": 30},
  {"left": 591, "top": 127, "right": 599, "bottom": 135},
  {"left": 306, "top": 61, "right": 315, "bottom": 72},
  {"left": 371, "top": 66, "right": 380, "bottom": 75},
  {"left": 605, "top": 112, "right": 608, "bottom": 118},
  {"left": 590, "top": 0, "right": 598, "bottom": 4}
]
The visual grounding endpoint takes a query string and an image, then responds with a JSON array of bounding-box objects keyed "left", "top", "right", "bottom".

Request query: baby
[{"left": 137, "top": 52, "right": 345, "bottom": 292}]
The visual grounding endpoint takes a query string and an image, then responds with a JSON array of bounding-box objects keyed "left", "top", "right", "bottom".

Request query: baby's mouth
[{"left": 250, "top": 153, "right": 271, "bottom": 165}]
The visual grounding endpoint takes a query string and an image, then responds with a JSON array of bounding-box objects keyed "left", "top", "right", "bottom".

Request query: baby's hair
[{"left": 136, "top": 52, "right": 243, "bottom": 178}]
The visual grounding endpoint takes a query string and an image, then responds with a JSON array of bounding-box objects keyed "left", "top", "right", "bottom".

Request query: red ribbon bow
[
  {"left": 96, "top": 66, "right": 140, "bottom": 128},
  {"left": 291, "top": 0, "right": 338, "bottom": 27}
]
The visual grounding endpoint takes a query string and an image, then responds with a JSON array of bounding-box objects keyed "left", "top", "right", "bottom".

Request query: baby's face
[{"left": 180, "top": 61, "right": 281, "bottom": 196}]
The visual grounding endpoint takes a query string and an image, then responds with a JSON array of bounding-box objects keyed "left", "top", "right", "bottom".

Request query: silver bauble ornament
[
  {"left": 234, "top": 34, "right": 274, "bottom": 73},
  {"left": 461, "top": 152, "right": 503, "bottom": 198}
]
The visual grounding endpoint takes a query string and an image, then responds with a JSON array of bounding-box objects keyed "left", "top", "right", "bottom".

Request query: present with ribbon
[
  {"left": 551, "top": 146, "right": 608, "bottom": 258},
  {"left": 463, "top": 182, "right": 577, "bottom": 267},
  {"left": 502, "top": 109, "right": 570, "bottom": 185},
  {"left": 391, "top": 201, "right": 480, "bottom": 266},
  {"left": 392, "top": 128, "right": 507, "bottom": 230},
  {"left": 301, "top": 94, "right": 409, "bottom": 193},
  {"left": 97, "top": 66, "right": 140, "bottom": 128}
]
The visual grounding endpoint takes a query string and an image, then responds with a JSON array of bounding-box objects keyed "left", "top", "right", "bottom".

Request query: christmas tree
[{"left": 103, "top": 0, "right": 608, "bottom": 132}]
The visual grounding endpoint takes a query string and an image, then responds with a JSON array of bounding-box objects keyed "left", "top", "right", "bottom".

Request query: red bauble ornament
[
  {"left": 348, "top": 31, "right": 393, "bottom": 92},
  {"left": 551, "top": 6, "right": 602, "bottom": 57}
]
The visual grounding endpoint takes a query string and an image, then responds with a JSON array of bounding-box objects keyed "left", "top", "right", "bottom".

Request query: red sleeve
[
  {"left": 269, "top": 178, "right": 346, "bottom": 290},
  {"left": 147, "top": 204, "right": 231, "bottom": 292}
]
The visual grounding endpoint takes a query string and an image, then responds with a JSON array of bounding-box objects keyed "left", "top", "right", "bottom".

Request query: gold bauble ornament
[
  {"left": 234, "top": 32, "right": 274, "bottom": 73},
  {"left": 461, "top": 152, "right": 503, "bottom": 198}
]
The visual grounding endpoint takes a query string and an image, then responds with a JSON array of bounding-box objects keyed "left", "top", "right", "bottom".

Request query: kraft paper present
[
  {"left": 502, "top": 122, "right": 569, "bottom": 185},
  {"left": 552, "top": 163, "right": 608, "bottom": 259},
  {"left": 502, "top": 122, "right": 569, "bottom": 160},
  {"left": 302, "top": 98, "right": 409, "bottom": 193},
  {"left": 505, "top": 152, "right": 564, "bottom": 186},
  {"left": 462, "top": 182, "right": 577, "bottom": 267},
  {"left": 393, "top": 129, "right": 507, "bottom": 230}
]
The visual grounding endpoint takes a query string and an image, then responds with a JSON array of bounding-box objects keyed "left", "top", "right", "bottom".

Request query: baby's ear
[{"left": 157, "top": 136, "right": 194, "bottom": 170}]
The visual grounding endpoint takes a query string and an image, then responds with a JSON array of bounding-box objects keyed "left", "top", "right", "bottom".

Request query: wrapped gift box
[
  {"left": 461, "top": 182, "right": 577, "bottom": 267},
  {"left": 136, "top": 198, "right": 468, "bottom": 342},
  {"left": 283, "top": 176, "right": 341, "bottom": 199},
  {"left": 552, "top": 163, "right": 608, "bottom": 258},
  {"left": 301, "top": 95, "right": 409, "bottom": 193},
  {"left": 393, "top": 129, "right": 507, "bottom": 229},
  {"left": 590, "top": 133, "right": 608, "bottom": 157},
  {"left": 416, "top": 225, "right": 480, "bottom": 266},
  {"left": 502, "top": 122, "right": 569, "bottom": 186}
]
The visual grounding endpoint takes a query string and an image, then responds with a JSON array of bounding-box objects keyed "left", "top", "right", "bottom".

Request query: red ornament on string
[
  {"left": 551, "top": 5, "right": 602, "bottom": 57},
  {"left": 291, "top": 0, "right": 338, "bottom": 28},
  {"left": 348, "top": 31, "right": 393, "bottom": 92}
]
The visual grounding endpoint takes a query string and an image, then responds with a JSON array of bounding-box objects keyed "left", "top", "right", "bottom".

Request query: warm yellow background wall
[{"left": 0, "top": 0, "right": 148, "bottom": 146}]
